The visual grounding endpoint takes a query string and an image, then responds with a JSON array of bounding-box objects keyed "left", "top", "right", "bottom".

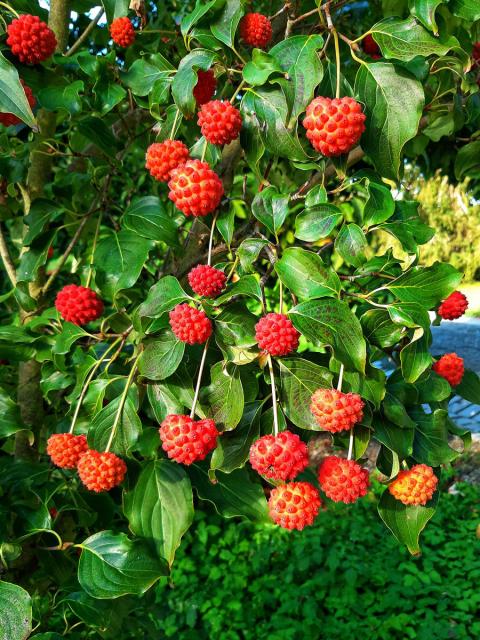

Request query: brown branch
[
  {"left": 0, "top": 222, "right": 17, "bottom": 287},
  {"left": 65, "top": 8, "right": 104, "bottom": 57}
]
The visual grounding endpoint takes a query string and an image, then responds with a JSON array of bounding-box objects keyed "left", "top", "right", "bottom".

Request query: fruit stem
[
  {"left": 190, "top": 338, "right": 210, "bottom": 419},
  {"left": 200, "top": 138, "right": 208, "bottom": 162},
  {"left": 337, "top": 363, "right": 344, "bottom": 391},
  {"left": 105, "top": 354, "right": 140, "bottom": 453},
  {"left": 347, "top": 428, "right": 354, "bottom": 460},
  {"left": 279, "top": 280, "right": 284, "bottom": 314},
  {"left": 267, "top": 355, "right": 279, "bottom": 436},
  {"left": 0, "top": 2, "right": 19, "bottom": 17},
  {"left": 169, "top": 108, "right": 180, "bottom": 139},
  {"left": 226, "top": 256, "right": 239, "bottom": 282},
  {"left": 230, "top": 80, "right": 246, "bottom": 104},
  {"left": 207, "top": 213, "right": 218, "bottom": 266}
]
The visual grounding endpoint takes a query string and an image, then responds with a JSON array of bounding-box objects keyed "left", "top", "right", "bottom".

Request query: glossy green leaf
[
  {"left": 411, "top": 408, "right": 459, "bottom": 465},
  {"left": 0, "top": 387, "right": 25, "bottom": 438},
  {"left": 449, "top": 0, "right": 480, "bottom": 20},
  {"left": 139, "top": 332, "right": 185, "bottom": 381},
  {"left": 335, "top": 224, "right": 368, "bottom": 267},
  {"left": 137, "top": 276, "right": 189, "bottom": 320},
  {"left": 409, "top": 0, "right": 445, "bottom": 33},
  {"left": 0, "top": 53, "right": 35, "bottom": 127},
  {"left": 123, "top": 197, "right": 178, "bottom": 245},
  {"left": 210, "top": 402, "right": 263, "bottom": 473},
  {"left": 214, "top": 303, "right": 258, "bottom": 365},
  {"left": 363, "top": 182, "right": 395, "bottom": 226},
  {"left": 0, "top": 581, "right": 31, "bottom": 640},
  {"left": 210, "top": 0, "right": 243, "bottom": 47},
  {"left": 203, "top": 362, "right": 244, "bottom": 430},
  {"left": 121, "top": 55, "right": 174, "bottom": 97},
  {"left": 88, "top": 396, "right": 142, "bottom": 457},
  {"left": 294, "top": 204, "right": 343, "bottom": 241},
  {"left": 172, "top": 49, "right": 218, "bottom": 117},
  {"left": 454, "top": 141, "right": 480, "bottom": 180},
  {"left": 181, "top": 0, "right": 225, "bottom": 36},
  {"left": 252, "top": 187, "right": 290, "bottom": 236},
  {"left": 243, "top": 50, "right": 283, "bottom": 86},
  {"left": 275, "top": 247, "right": 341, "bottom": 300},
  {"left": 400, "top": 330, "right": 433, "bottom": 383},
  {"left": 455, "top": 369, "right": 480, "bottom": 404},
  {"left": 386, "top": 262, "right": 462, "bottom": 308}
]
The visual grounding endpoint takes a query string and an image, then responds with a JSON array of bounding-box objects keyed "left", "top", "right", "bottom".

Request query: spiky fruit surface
[
  {"left": 168, "top": 159, "right": 224, "bottom": 217},
  {"left": 145, "top": 139, "right": 190, "bottom": 182},
  {"left": 197, "top": 100, "right": 242, "bottom": 146},
  {"left": 318, "top": 456, "right": 369, "bottom": 504},
  {"left": 268, "top": 482, "right": 321, "bottom": 530},
  {"left": 255, "top": 313, "right": 300, "bottom": 356},
  {"left": 0, "top": 81, "right": 36, "bottom": 127},
  {"left": 302, "top": 96, "right": 366, "bottom": 157},
  {"left": 193, "top": 69, "right": 217, "bottom": 105},
  {"left": 159, "top": 414, "right": 219, "bottom": 465},
  {"left": 310, "top": 388, "right": 364, "bottom": 433},
  {"left": 362, "top": 33, "right": 380, "bottom": 56},
  {"left": 7, "top": 14, "right": 57, "bottom": 64},
  {"left": 55, "top": 285, "right": 104, "bottom": 325},
  {"left": 110, "top": 17, "right": 135, "bottom": 47},
  {"left": 249, "top": 431, "right": 309, "bottom": 481},
  {"left": 188, "top": 264, "right": 226, "bottom": 298},
  {"left": 432, "top": 353, "right": 464, "bottom": 386},
  {"left": 47, "top": 433, "right": 88, "bottom": 469},
  {"left": 438, "top": 291, "right": 468, "bottom": 320},
  {"left": 169, "top": 304, "right": 212, "bottom": 344},
  {"left": 77, "top": 450, "right": 127, "bottom": 492},
  {"left": 388, "top": 464, "right": 438, "bottom": 506},
  {"left": 240, "top": 13, "right": 272, "bottom": 49}
]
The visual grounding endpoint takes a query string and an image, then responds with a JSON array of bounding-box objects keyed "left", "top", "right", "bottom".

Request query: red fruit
[
  {"left": 110, "top": 17, "right": 135, "bottom": 47},
  {"left": 388, "top": 464, "right": 438, "bottom": 506},
  {"left": 193, "top": 69, "right": 217, "bottom": 105},
  {"left": 168, "top": 159, "right": 224, "bottom": 217},
  {"left": 55, "top": 285, "right": 104, "bottom": 326},
  {"left": 318, "top": 456, "right": 369, "bottom": 504},
  {"left": 268, "top": 482, "right": 321, "bottom": 530},
  {"left": 249, "top": 431, "right": 309, "bottom": 481},
  {"left": 255, "top": 313, "right": 300, "bottom": 357},
  {"left": 310, "top": 388, "right": 364, "bottom": 433},
  {"left": 438, "top": 291, "right": 468, "bottom": 321},
  {"left": 169, "top": 303, "right": 212, "bottom": 344},
  {"left": 145, "top": 139, "right": 190, "bottom": 182},
  {"left": 77, "top": 450, "right": 127, "bottom": 492},
  {"left": 473, "top": 42, "right": 480, "bottom": 65},
  {"left": 197, "top": 100, "right": 242, "bottom": 146},
  {"left": 362, "top": 33, "right": 380, "bottom": 56},
  {"left": 0, "top": 80, "right": 36, "bottom": 127},
  {"left": 47, "top": 246, "right": 54, "bottom": 259},
  {"left": 240, "top": 13, "right": 272, "bottom": 49},
  {"left": 160, "top": 414, "right": 219, "bottom": 464},
  {"left": 432, "top": 353, "right": 464, "bottom": 386},
  {"left": 46, "top": 433, "right": 88, "bottom": 469},
  {"left": 188, "top": 264, "right": 226, "bottom": 298},
  {"left": 302, "top": 96, "right": 366, "bottom": 157},
  {"left": 7, "top": 14, "right": 57, "bottom": 64}
]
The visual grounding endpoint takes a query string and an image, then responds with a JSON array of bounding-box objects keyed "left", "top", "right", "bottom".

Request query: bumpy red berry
[
  {"left": 188, "top": 264, "right": 226, "bottom": 298},
  {"left": 438, "top": 291, "right": 468, "bottom": 321},
  {"left": 240, "top": 13, "right": 272, "bottom": 49},
  {"left": 168, "top": 159, "right": 224, "bottom": 217},
  {"left": 255, "top": 313, "right": 299, "bottom": 357},
  {"left": 268, "top": 482, "right": 321, "bottom": 530},
  {"left": 310, "top": 388, "right": 364, "bottom": 433},
  {"left": 318, "top": 456, "right": 369, "bottom": 504},
  {"left": 110, "top": 17, "right": 135, "bottom": 47},
  {"left": 362, "top": 33, "right": 380, "bottom": 57},
  {"left": 169, "top": 303, "right": 212, "bottom": 344},
  {"left": 388, "top": 464, "right": 438, "bottom": 506},
  {"left": 197, "top": 100, "right": 242, "bottom": 146},
  {"left": 55, "top": 285, "right": 104, "bottom": 326},
  {"left": 145, "top": 139, "right": 190, "bottom": 182},
  {"left": 303, "top": 96, "right": 366, "bottom": 157},
  {"left": 0, "top": 80, "right": 36, "bottom": 127},
  {"left": 77, "top": 450, "right": 127, "bottom": 492},
  {"left": 159, "top": 414, "right": 219, "bottom": 464},
  {"left": 432, "top": 353, "right": 464, "bottom": 386},
  {"left": 249, "top": 431, "right": 309, "bottom": 481},
  {"left": 7, "top": 14, "right": 57, "bottom": 64},
  {"left": 473, "top": 42, "right": 480, "bottom": 65},
  {"left": 47, "top": 433, "right": 88, "bottom": 469},
  {"left": 193, "top": 69, "right": 217, "bottom": 105}
]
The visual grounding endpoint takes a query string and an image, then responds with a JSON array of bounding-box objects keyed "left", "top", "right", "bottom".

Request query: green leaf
[
  {"left": 383, "top": 393, "right": 417, "bottom": 429},
  {"left": 210, "top": 402, "right": 262, "bottom": 473},
  {"left": 77, "top": 117, "right": 120, "bottom": 157},
  {"left": 23, "top": 200, "right": 63, "bottom": 245},
  {"left": 172, "top": 49, "right": 218, "bottom": 117},
  {"left": 210, "top": 0, "right": 243, "bottom": 47},
  {"left": 0, "top": 581, "right": 31, "bottom": 640},
  {"left": 370, "top": 17, "right": 457, "bottom": 61},
  {"left": 147, "top": 365, "right": 204, "bottom": 423},
  {"left": 278, "top": 357, "right": 333, "bottom": 429},
  {"left": 454, "top": 141, "right": 480, "bottom": 181},
  {"left": 373, "top": 417, "right": 414, "bottom": 459},
  {"left": 137, "top": 276, "right": 189, "bottom": 320},
  {"left": 290, "top": 300, "right": 367, "bottom": 372},
  {"left": 236, "top": 238, "right": 268, "bottom": 273},
  {"left": 411, "top": 408, "right": 459, "bottom": 465},
  {"left": 139, "top": 332, "right": 185, "bottom": 381},
  {"left": 416, "top": 372, "right": 451, "bottom": 402},
  {"left": 181, "top": 0, "right": 225, "bottom": 36},
  {"left": 400, "top": 330, "right": 433, "bottom": 383},
  {"left": 63, "top": 592, "right": 117, "bottom": 629},
  {"left": 335, "top": 224, "right": 368, "bottom": 267},
  {"left": 275, "top": 247, "right": 341, "bottom": 300},
  {"left": 361, "top": 309, "right": 405, "bottom": 348},
  {"left": 363, "top": 182, "right": 395, "bottom": 226},
  {"left": 381, "top": 200, "right": 434, "bottom": 252},
  {"left": 52, "top": 323, "right": 88, "bottom": 355},
  {"left": 269, "top": 35, "right": 324, "bottom": 119},
  {"left": 95, "top": 230, "right": 154, "bottom": 300},
  {"left": 121, "top": 56, "right": 174, "bottom": 97},
  {"left": 409, "top": 0, "right": 444, "bottom": 34},
  {"left": 449, "top": 0, "right": 480, "bottom": 20},
  {"left": 355, "top": 62, "right": 424, "bottom": 181},
  {"left": 0, "top": 53, "right": 35, "bottom": 127},
  {"left": 123, "top": 196, "right": 178, "bottom": 245},
  {"left": 203, "top": 362, "right": 244, "bottom": 430},
  {"left": 252, "top": 186, "right": 289, "bottom": 237},
  {"left": 88, "top": 396, "right": 142, "bottom": 457},
  {"left": 102, "top": 0, "right": 130, "bottom": 22},
  {"left": 455, "top": 369, "right": 480, "bottom": 404},
  {"left": 78, "top": 531, "right": 167, "bottom": 599},
  {"left": 189, "top": 465, "right": 269, "bottom": 522},
  {"left": 294, "top": 204, "right": 343, "bottom": 241},
  {"left": 0, "top": 387, "right": 25, "bottom": 438},
  {"left": 214, "top": 275, "right": 263, "bottom": 306},
  {"left": 124, "top": 460, "right": 194, "bottom": 566},
  {"left": 243, "top": 50, "right": 283, "bottom": 86},
  {"left": 214, "top": 303, "right": 258, "bottom": 365},
  {"left": 378, "top": 487, "right": 438, "bottom": 555},
  {"left": 386, "top": 262, "right": 462, "bottom": 308},
  {"left": 38, "top": 79, "right": 84, "bottom": 115}
]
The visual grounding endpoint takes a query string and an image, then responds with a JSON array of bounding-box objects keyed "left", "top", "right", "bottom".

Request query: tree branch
[
  {"left": 0, "top": 223, "right": 17, "bottom": 287},
  {"left": 66, "top": 8, "right": 104, "bottom": 57}
]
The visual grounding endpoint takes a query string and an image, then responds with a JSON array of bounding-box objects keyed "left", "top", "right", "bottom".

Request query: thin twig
[
  {"left": 105, "top": 354, "right": 140, "bottom": 452},
  {"left": 0, "top": 222, "right": 17, "bottom": 287},
  {"left": 190, "top": 339, "right": 210, "bottom": 419},
  {"left": 267, "top": 355, "right": 279, "bottom": 436},
  {"left": 66, "top": 8, "right": 104, "bottom": 57}
]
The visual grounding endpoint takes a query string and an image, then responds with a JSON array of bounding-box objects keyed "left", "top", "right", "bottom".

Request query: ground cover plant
[{"left": 0, "top": 0, "right": 480, "bottom": 636}]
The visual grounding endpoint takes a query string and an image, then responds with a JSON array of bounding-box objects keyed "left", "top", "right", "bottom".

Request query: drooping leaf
[
  {"left": 203, "top": 362, "right": 244, "bottom": 430},
  {"left": 139, "top": 332, "right": 185, "bottom": 381},
  {"left": 172, "top": 49, "right": 219, "bottom": 117},
  {"left": 275, "top": 247, "right": 341, "bottom": 300},
  {"left": 251, "top": 187, "right": 290, "bottom": 237},
  {"left": 411, "top": 408, "right": 459, "bottom": 465},
  {"left": 210, "top": 402, "right": 263, "bottom": 473},
  {"left": 210, "top": 0, "right": 243, "bottom": 48},
  {"left": 0, "top": 53, "right": 35, "bottom": 127},
  {"left": 88, "top": 395, "right": 142, "bottom": 457},
  {"left": 123, "top": 197, "right": 178, "bottom": 245},
  {"left": 409, "top": 0, "right": 445, "bottom": 34}
]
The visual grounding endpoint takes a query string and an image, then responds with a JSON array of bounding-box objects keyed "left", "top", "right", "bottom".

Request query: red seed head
[
  {"left": 362, "top": 33, "right": 380, "bottom": 56},
  {"left": 432, "top": 353, "right": 464, "bottom": 386},
  {"left": 437, "top": 291, "right": 468, "bottom": 321},
  {"left": 169, "top": 303, "right": 212, "bottom": 344},
  {"left": 159, "top": 414, "right": 219, "bottom": 465},
  {"left": 268, "top": 482, "right": 321, "bottom": 530},
  {"left": 193, "top": 69, "right": 217, "bottom": 105},
  {"left": 168, "top": 159, "right": 224, "bottom": 217},
  {"left": 255, "top": 313, "right": 300, "bottom": 357},
  {"left": 55, "top": 285, "right": 104, "bottom": 326},
  {"left": 318, "top": 456, "right": 369, "bottom": 503},
  {"left": 7, "top": 14, "right": 57, "bottom": 64},
  {"left": 145, "top": 139, "right": 190, "bottom": 182},
  {"left": 310, "top": 388, "right": 364, "bottom": 433},
  {"left": 240, "top": 13, "right": 272, "bottom": 49},
  {"left": 388, "top": 464, "right": 438, "bottom": 506},
  {"left": 197, "top": 100, "right": 242, "bottom": 146},
  {"left": 47, "top": 433, "right": 88, "bottom": 469},
  {"left": 249, "top": 431, "right": 309, "bottom": 481},
  {"left": 188, "top": 264, "right": 227, "bottom": 298},
  {"left": 0, "top": 80, "right": 36, "bottom": 127},
  {"left": 110, "top": 16, "right": 135, "bottom": 47},
  {"left": 77, "top": 450, "right": 127, "bottom": 492}
]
